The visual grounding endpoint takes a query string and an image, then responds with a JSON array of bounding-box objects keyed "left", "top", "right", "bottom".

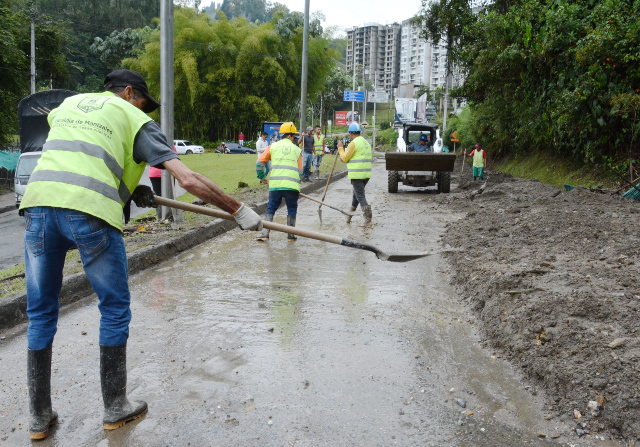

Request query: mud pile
[{"left": 439, "top": 160, "right": 640, "bottom": 442}]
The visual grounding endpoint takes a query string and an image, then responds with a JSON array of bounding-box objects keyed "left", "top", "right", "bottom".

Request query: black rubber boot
[
  {"left": 100, "top": 344, "right": 147, "bottom": 430},
  {"left": 28, "top": 346, "right": 58, "bottom": 440},
  {"left": 256, "top": 214, "right": 273, "bottom": 241},
  {"left": 287, "top": 215, "right": 297, "bottom": 242},
  {"left": 346, "top": 206, "right": 357, "bottom": 224}
]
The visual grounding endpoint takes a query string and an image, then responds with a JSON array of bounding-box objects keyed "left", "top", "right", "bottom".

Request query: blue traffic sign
[{"left": 343, "top": 90, "right": 365, "bottom": 102}]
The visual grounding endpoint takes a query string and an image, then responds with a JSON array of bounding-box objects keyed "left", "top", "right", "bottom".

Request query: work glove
[
  {"left": 233, "top": 204, "right": 263, "bottom": 231},
  {"left": 131, "top": 185, "right": 156, "bottom": 208}
]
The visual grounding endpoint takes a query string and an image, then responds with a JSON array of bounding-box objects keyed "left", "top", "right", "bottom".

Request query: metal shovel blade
[{"left": 340, "top": 240, "right": 462, "bottom": 263}]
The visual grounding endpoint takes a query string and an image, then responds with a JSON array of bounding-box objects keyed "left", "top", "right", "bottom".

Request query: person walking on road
[
  {"left": 312, "top": 125, "right": 325, "bottom": 180},
  {"left": 465, "top": 143, "right": 486, "bottom": 181},
  {"left": 238, "top": 131, "right": 245, "bottom": 147},
  {"left": 18, "top": 69, "right": 262, "bottom": 440},
  {"left": 338, "top": 122, "right": 373, "bottom": 225},
  {"left": 255, "top": 122, "right": 302, "bottom": 242},
  {"left": 256, "top": 131, "right": 270, "bottom": 176},
  {"left": 298, "top": 126, "right": 314, "bottom": 182}
]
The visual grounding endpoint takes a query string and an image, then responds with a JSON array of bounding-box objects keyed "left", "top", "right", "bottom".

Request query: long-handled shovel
[
  {"left": 299, "top": 192, "right": 356, "bottom": 218},
  {"left": 153, "top": 196, "right": 453, "bottom": 262},
  {"left": 610, "top": 169, "right": 640, "bottom": 196},
  {"left": 317, "top": 153, "right": 340, "bottom": 223}
]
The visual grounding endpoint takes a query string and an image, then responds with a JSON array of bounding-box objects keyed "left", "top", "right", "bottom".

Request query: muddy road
[{"left": 0, "top": 160, "right": 612, "bottom": 446}]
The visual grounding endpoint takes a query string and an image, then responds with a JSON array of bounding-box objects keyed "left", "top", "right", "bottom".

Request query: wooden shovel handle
[
  {"left": 320, "top": 153, "right": 340, "bottom": 204},
  {"left": 153, "top": 196, "right": 343, "bottom": 245}
]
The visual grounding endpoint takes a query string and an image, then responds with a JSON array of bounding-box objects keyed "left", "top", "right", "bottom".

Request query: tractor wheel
[
  {"left": 439, "top": 171, "right": 451, "bottom": 193},
  {"left": 388, "top": 170, "right": 399, "bottom": 193}
]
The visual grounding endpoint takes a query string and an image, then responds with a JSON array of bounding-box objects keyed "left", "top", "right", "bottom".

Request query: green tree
[
  {"left": 0, "top": 0, "right": 68, "bottom": 145},
  {"left": 35, "top": 0, "right": 160, "bottom": 89},
  {"left": 125, "top": 6, "right": 338, "bottom": 142},
  {"left": 90, "top": 27, "right": 152, "bottom": 70},
  {"left": 457, "top": 0, "right": 640, "bottom": 167},
  {"left": 0, "top": 0, "right": 27, "bottom": 146}
]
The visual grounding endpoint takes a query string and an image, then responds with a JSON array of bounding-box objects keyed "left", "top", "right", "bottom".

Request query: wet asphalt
[{"left": 0, "top": 160, "right": 616, "bottom": 446}]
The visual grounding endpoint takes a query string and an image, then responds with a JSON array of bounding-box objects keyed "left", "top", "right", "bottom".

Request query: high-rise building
[
  {"left": 399, "top": 19, "right": 453, "bottom": 93},
  {"left": 346, "top": 23, "right": 401, "bottom": 94}
]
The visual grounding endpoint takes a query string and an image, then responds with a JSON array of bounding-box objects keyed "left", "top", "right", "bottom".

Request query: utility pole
[
  {"left": 362, "top": 61, "right": 367, "bottom": 124},
  {"left": 299, "top": 0, "right": 310, "bottom": 132},
  {"left": 30, "top": 5, "right": 36, "bottom": 94},
  {"left": 160, "top": 0, "right": 182, "bottom": 221},
  {"left": 372, "top": 70, "right": 377, "bottom": 150},
  {"left": 351, "top": 27, "right": 356, "bottom": 118}
]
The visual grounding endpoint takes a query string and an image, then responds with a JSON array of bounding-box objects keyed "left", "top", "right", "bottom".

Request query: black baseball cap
[{"left": 104, "top": 69, "right": 161, "bottom": 113}]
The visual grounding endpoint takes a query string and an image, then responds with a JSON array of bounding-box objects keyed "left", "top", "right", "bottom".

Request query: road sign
[
  {"left": 368, "top": 91, "right": 389, "bottom": 103},
  {"left": 343, "top": 90, "right": 365, "bottom": 102}
]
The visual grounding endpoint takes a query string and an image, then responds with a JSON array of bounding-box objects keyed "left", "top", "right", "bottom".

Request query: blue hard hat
[
  {"left": 419, "top": 134, "right": 428, "bottom": 141},
  {"left": 348, "top": 122, "right": 361, "bottom": 132}
]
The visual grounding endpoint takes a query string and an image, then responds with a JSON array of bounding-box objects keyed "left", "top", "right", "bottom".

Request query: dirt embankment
[{"left": 439, "top": 159, "right": 640, "bottom": 442}]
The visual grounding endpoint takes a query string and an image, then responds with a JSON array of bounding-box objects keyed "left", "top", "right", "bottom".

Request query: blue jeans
[
  {"left": 302, "top": 152, "right": 313, "bottom": 179},
  {"left": 314, "top": 154, "right": 323, "bottom": 172},
  {"left": 266, "top": 190, "right": 299, "bottom": 216},
  {"left": 24, "top": 207, "right": 131, "bottom": 350}
]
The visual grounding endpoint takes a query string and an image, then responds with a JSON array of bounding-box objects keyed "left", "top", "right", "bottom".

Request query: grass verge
[{"left": 493, "top": 151, "right": 620, "bottom": 190}]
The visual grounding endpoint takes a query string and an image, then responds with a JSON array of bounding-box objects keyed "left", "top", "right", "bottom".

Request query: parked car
[
  {"left": 215, "top": 142, "right": 256, "bottom": 154},
  {"left": 174, "top": 140, "right": 204, "bottom": 155},
  {"left": 14, "top": 151, "right": 42, "bottom": 215}
]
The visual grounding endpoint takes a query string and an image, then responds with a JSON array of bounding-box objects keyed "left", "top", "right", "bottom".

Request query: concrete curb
[
  {"left": 0, "top": 170, "right": 348, "bottom": 331},
  {"left": 0, "top": 204, "right": 15, "bottom": 215}
]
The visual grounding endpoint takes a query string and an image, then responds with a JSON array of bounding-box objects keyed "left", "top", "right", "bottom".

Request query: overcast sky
[{"left": 276, "top": 0, "right": 425, "bottom": 35}]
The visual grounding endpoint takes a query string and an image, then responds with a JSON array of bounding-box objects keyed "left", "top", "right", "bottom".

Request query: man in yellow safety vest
[
  {"left": 312, "top": 125, "right": 325, "bottom": 180},
  {"left": 19, "top": 69, "right": 262, "bottom": 440},
  {"left": 465, "top": 143, "right": 486, "bottom": 181},
  {"left": 338, "top": 122, "right": 373, "bottom": 225},
  {"left": 255, "top": 122, "right": 303, "bottom": 241}
]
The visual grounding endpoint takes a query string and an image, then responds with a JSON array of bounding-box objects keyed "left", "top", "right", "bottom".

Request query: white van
[{"left": 14, "top": 151, "right": 42, "bottom": 215}]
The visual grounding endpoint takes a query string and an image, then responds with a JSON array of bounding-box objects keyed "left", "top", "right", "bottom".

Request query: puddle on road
[{"left": 0, "top": 170, "right": 620, "bottom": 446}]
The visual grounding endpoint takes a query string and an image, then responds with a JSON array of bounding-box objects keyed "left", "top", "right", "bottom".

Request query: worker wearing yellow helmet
[{"left": 255, "top": 122, "right": 303, "bottom": 241}]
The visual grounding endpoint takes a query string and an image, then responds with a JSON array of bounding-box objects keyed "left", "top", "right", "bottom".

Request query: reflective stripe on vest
[
  {"left": 268, "top": 139, "right": 302, "bottom": 191},
  {"left": 41, "top": 139, "right": 132, "bottom": 203},
  {"left": 347, "top": 136, "right": 372, "bottom": 179},
  {"left": 19, "top": 92, "right": 151, "bottom": 230},
  {"left": 473, "top": 149, "right": 485, "bottom": 167},
  {"left": 313, "top": 134, "right": 325, "bottom": 155}
]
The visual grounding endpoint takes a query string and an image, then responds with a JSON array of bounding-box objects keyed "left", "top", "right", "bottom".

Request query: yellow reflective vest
[
  {"left": 19, "top": 92, "right": 152, "bottom": 230},
  {"left": 347, "top": 136, "right": 372, "bottom": 180},
  {"left": 268, "top": 139, "right": 302, "bottom": 191},
  {"left": 473, "top": 149, "right": 485, "bottom": 168},
  {"left": 313, "top": 134, "right": 325, "bottom": 155}
]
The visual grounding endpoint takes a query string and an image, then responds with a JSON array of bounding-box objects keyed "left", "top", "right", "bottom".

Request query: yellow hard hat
[{"left": 279, "top": 122, "right": 297, "bottom": 134}]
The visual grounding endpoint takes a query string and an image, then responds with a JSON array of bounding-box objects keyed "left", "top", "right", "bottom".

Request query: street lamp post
[
  {"left": 362, "top": 43, "right": 369, "bottom": 124},
  {"left": 351, "top": 27, "right": 356, "bottom": 117}
]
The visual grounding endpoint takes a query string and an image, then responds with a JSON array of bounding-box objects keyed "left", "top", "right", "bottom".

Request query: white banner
[{"left": 368, "top": 91, "right": 389, "bottom": 103}]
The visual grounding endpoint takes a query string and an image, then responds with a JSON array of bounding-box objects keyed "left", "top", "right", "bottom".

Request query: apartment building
[
  {"left": 399, "top": 19, "right": 456, "bottom": 93},
  {"left": 346, "top": 5, "right": 491, "bottom": 98},
  {"left": 346, "top": 23, "right": 401, "bottom": 94}
]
